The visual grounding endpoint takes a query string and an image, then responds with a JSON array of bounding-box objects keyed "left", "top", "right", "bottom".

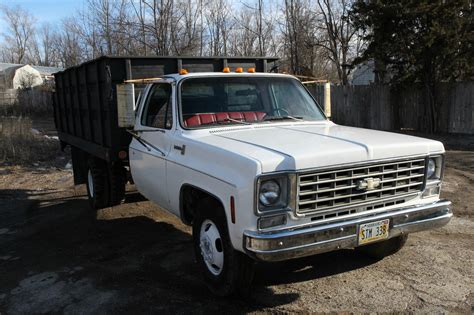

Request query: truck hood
[{"left": 196, "top": 122, "right": 444, "bottom": 173}]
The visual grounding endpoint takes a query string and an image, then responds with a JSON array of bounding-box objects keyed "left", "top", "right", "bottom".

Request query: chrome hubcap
[{"left": 199, "top": 219, "right": 224, "bottom": 276}]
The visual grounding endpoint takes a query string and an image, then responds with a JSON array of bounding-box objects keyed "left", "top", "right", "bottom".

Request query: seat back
[{"left": 183, "top": 112, "right": 266, "bottom": 127}]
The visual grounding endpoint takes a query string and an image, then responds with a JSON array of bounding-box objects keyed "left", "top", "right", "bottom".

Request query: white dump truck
[{"left": 54, "top": 56, "right": 452, "bottom": 296}]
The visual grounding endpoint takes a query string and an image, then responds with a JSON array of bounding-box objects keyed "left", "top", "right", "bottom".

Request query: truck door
[{"left": 129, "top": 82, "right": 174, "bottom": 209}]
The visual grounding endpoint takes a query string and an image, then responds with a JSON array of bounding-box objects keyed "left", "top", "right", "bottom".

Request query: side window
[{"left": 141, "top": 84, "right": 172, "bottom": 129}]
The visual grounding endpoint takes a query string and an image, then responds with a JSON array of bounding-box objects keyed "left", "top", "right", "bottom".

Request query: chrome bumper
[{"left": 243, "top": 200, "right": 452, "bottom": 262}]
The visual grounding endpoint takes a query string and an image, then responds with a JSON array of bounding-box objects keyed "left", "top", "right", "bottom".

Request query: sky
[{"left": 0, "top": 0, "right": 85, "bottom": 31}]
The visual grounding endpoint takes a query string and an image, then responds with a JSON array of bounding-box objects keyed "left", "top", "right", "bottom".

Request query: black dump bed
[{"left": 53, "top": 56, "right": 278, "bottom": 162}]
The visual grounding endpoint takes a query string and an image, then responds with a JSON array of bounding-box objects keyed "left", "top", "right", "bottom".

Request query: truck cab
[{"left": 54, "top": 57, "right": 452, "bottom": 296}]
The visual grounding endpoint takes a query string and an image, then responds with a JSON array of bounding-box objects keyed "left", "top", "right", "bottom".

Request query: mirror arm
[{"left": 126, "top": 129, "right": 166, "bottom": 156}]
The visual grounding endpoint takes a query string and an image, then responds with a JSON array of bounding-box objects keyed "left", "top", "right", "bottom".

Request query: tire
[
  {"left": 192, "top": 198, "right": 255, "bottom": 297},
  {"left": 86, "top": 157, "right": 110, "bottom": 210},
  {"left": 357, "top": 234, "right": 408, "bottom": 260},
  {"left": 108, "top": 162, "right": 127, "bottom": 206}
]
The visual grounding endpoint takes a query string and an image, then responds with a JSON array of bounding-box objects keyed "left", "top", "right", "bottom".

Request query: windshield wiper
[
  {"left": 263, "top": 115, "right": 304, "bottom": 122},
  {"left": 198, "top": 118, "right": 251, "bottom": 127},
  {"left": 221, "top": 117, "right": 251, "bottom": 125}
]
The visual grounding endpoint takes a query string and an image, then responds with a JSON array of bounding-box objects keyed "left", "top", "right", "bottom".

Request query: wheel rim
[
  {"left": 87, "top": 169, "right": 94, "bottom": 198},
  {"left": 199, "top": 219, "right": 224, "bottom": 276}
]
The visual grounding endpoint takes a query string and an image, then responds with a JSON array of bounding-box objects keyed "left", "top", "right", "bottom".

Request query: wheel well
[{"left": 179, "top": 185, "right": 225, "bottom": 226}]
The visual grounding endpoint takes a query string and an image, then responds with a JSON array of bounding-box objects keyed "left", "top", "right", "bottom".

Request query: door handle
[{"left": 173, "top": 144, "right": 186, "bottom": 155}]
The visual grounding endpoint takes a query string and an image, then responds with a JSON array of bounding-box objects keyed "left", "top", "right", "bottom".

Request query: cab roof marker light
[
  {"left": 179, "top": 69, "right": 188, "bottom": 75},
  {"left": 247, "top": 67, "right": 255, "bottom": 73},
  {"left": 235, "top": 67, "right": 243, "bottom": 73},
  {"left": 223, "top": 67, "right": 231, "bottom": 73}
]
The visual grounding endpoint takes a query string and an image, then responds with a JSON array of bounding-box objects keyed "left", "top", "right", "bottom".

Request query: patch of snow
[{"left": 44, "top": 135, "right": 59, "bottom": 141}]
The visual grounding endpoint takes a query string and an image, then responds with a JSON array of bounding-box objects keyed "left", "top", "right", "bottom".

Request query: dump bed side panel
[{"left": 55, "top": 58, "right": 123, "bottom": 160}]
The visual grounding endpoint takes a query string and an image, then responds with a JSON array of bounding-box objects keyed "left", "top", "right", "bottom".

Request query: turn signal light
[
  {"left": 247, "top": 67, "right": 255, "bottom": 73},
  {"left": 223, "top": 67, "right": 230, "bottom": 73},
  {"left": 235, "top": 67, "right": 243, "bottom": 73},
  {"left": 179, "top": 69, "right": 188, "bottom": 75},
  {"left": 258, "top": 214, "right": 287, "bottom": 229}
]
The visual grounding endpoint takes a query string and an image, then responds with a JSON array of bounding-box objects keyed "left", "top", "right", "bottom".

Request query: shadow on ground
[{"left": 0, "top": 188, "right": 376, "bottom": 313}]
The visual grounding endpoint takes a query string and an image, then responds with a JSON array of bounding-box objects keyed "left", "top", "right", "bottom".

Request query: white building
[{"left": 0, "top": 63, "right": 62, "bottom": 105}]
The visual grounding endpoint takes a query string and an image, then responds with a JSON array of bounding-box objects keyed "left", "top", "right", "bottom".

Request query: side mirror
[{"left": 116, "top": 83, "right": 136, "bottom": 128}]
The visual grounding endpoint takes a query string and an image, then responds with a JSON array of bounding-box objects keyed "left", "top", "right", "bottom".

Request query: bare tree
[
  {"left": 129, "top": 0, "right": 149, "bottom": 55},
  {"left": 30, "top": 23, "right": 57, "bottom": 66},
  {"left": 0, "top": 5, "right": 37, "bottom": 64},
  {"left": 171, "top": 0, "right": 202, "bottom": 55},
  {"left": 316, "top": 0, "right": 359, "bottom": 85},
  {"left": 231, "top": 0, "right": 276, "bottom": 57},
  {"left": 0, "top": 0, "right": 363, "bottom": 80},
  {"left": 143, "top": 0, "right": 175, "bottom": 55},
  {"left": 281, "top": 0, "right": 322, "bottom": 75},
  {"left": 55, "top": 18, "right": 86, "bottom": 67},
  {"left": 64, "top": 0, "right": 129, "bottom": 59},
  {"left": 205, "top": 0, "right": 233, "bottom": 56}
]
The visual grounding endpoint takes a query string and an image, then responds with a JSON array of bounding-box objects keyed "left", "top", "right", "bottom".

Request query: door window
[{"left": 141, "top": 84, "right": 172, "bottom": 129}]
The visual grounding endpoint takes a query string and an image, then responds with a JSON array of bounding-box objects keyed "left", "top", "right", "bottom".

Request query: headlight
[
  {"left": 259, "top": 180, "right": 281, "bottom": 206},
  {"left": 423, "top": 155, "right": 444, "bottom": 198},
  {"left": 426, "top": 156, "right": 443, "bottom": 180},
  {"left": 427, "top": 158, "right": 436, "bottom": 179},
  {"left": 257, "top": 175, "right": 293, "bottom": 212}
]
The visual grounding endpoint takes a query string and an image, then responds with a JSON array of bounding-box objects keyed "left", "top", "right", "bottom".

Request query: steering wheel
[{"left": 274, "top": 108, "right": 290, "bottom": 116}]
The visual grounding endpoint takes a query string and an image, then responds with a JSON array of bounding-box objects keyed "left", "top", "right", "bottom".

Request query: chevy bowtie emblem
[{"left": 355, "top": 177, "right": 381, "bottom": 191}]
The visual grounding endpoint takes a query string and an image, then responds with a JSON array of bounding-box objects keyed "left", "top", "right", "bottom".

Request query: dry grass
[{"left": 0, "top": 116, "right": 61, "bottom": 165}]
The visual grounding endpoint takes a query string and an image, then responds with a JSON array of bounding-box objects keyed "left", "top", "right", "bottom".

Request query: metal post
[
  {"left": 324, "top": 82, "right": 331, "bottom": 119},
  {"left": 125, "top": 59, "right": 132, "bottom": 80}
]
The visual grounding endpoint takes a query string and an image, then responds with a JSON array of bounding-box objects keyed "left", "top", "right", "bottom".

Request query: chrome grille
[{"left": 297, "top": 158, "right": 426, "bottom": 215}]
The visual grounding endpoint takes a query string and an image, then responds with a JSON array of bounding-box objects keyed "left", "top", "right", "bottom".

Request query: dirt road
[{"left": 0, "top": 150, "right": 473, "bottom": 313}]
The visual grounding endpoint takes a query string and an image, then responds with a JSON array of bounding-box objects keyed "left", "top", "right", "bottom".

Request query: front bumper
[{"left": 243, "top": 200, "right": 452, "bottom": 262}]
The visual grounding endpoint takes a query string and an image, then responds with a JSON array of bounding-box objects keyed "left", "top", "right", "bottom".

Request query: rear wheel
[
  {"left": 86, "top": 158, "right": 110, "bottom": 210},
  {"left": 193, "top": 199, "right": 255, "bottom": 297},
  {"left": 357, "top": 234, "right": 408, "bottom": 259}
]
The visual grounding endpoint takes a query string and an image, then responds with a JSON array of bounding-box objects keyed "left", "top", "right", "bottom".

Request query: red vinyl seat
[{"left": 184, "top": 112, "right": 266, "bottom": 127}]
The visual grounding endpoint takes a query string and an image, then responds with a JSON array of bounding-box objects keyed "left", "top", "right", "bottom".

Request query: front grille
[{"left": 297, "top": 158, "right": 426, "bottom": 215}]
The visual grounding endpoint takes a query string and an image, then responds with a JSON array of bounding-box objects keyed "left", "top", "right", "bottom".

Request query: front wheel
[{"left": 192, "top": 199, "right": 255, "bottom": 297}]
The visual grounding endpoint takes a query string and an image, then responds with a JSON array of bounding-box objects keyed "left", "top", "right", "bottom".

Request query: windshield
[{"left": 180, "top": 76, "right": 325, "bottom": 128}]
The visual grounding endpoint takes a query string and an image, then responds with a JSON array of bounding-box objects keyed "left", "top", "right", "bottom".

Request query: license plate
[{"left": 358, "top": 219, "right": 390, "bottom": 245}]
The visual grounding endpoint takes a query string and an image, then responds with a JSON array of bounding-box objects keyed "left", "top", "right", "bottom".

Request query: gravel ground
[{"left": 0, "top": 149, "right": 473, "bottom": 313}]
